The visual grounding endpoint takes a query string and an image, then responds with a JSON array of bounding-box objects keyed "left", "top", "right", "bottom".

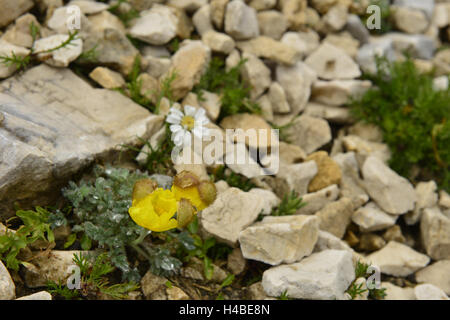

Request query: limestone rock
[
  {"left": 82, "top": 28, "right": 139, "bottom": 75},
  {"left": 382, "top": 282, "right": 415, "bottom": 300},
  {"left": 281, "top": 30, "right": 320, "bottom": 57},
  {"left": 322, "top": 4, "right": 348, "bottom": 32},
  {"left": 358, "top": 233, "right": 386, "bottom": 252},
  {"left": 166, "top": 287, "right": 190, "bottom": 300},
  {"left": 167, "top": 0, "right": 207, "bottom": 12},
  {"left": 311, "top": 80, "right": 371, "bottom": 106},
  {"left": 352, "top": 202, "right": 398, "bottom": 232},
  {"left": 249, "top": 188, "right": 280, "bottom": 215},
  {"left": 202, "top": 30, "right": 235, "bottom": 54},
  {"left": 342, "top": 135, "right": 391, "bottom": 164},
  {"left": 1, "top": 14, "right": 40, "bottom": 48},
  {"left": 0, "top": 65, "right": 162, "bottom": 218},
  {"left": 129, "top": 5, "right": 178, "bottom": 45},
  {"left": 0, "top": 260, "right": 15, "bottom": 300},
  {"left": 276, "top": 161, "right": 318, "bottom": 196},
  {"left": 220, "top": 112, "right": 275, "bottom": 149},
  {"left": 0, "top": 40, "right": 30, "bottom": 79},
  {"left": 89, "top": 66, "right": 125, "bottom": 89},
  {"left": 305, "top": 43, "right": 361, "bottom": 80},
  {"left": 414, "top": 284, "right": 449, "bottom": 300},
  {"left": 16, "top": 291, "right": 52, "bottom": 300},
  {"left": 236, "top": 36, "right": 301, "bottom": 65},
  {"left": 361, "top": 156, "right": 416, "bottom": 215},
  {"left": 239, "top": 215, "right": 319, "bottom": 265},
  {"left": 283, "top": 115, "right": 332, "bottom": 154},
  {"left": 421, "top": 207, "right": 450, "bottom": 260},
  {"left": 140, "top": 271, "right": 167, "bottom": 300},
  {"left": 199, "top": 188, "right": 264, "bottom": 246},
  {"left": 239, "top": 52, "right": 271, "bottom": 99},
  {"left": 297, "top": 184, "right": 340, "bottom": 215},
  {"left": 405, "top": 181, "right": 438, "bottom": 225},
  {"left": 88, "top": 10, "right": 126, "bottom": 34},
  {"left": 210, "top": 0, "right": 229, "bottom": 29},
  {"left": 224, "top": 0, "right": 259, "bottom": 40},
  {"left": 346, "top": 14, "right": 370, "bottom": 44},
  {"left": 33, "top": 35, "right": 82, "bottom": 67},
  {"left": 257, "top": 10, "right": 287, "bottom": 40},
  {"left": 163, "top": 40, "right": 211, "bottom": 101},
  {"left": 47, "top": 6, "right": 92, "bottom": 35},
  {"left": 69, "top": 0, "right": 109, "bottom": 15},
  {"left": 314, "top": 230, "right": 353, "bottom": 253},
  {"left": 303, "top": 102, "right": 352, "bottom": 124},
  {"left": 193, "top": 4, "right": 213, "bottom": 36},
  {"left": 332, "top": 152, "right": 369, "bottom": 208},
  {"left": 268, "top": 82, "right": 290, "bottom": 114},
  {"left": 278, "top": 141, "right": 306, "bottom": 164},
  {"left": 393, "top": 6, "right": 429, "bottom": 34},
  {"left": 24, "top": 250, "right": 84, "bottom": 288},
  {"left": 415, "top": 260, "right": 450, "bottom": 295},
  {"left": 306, "top": 151, "right": 342, "bottom": 192},
  {"left": 262, "top": 250, "right": 355, "bottom": 300},
  {"left": 0, "top": 0, "right": 34, "bottom": 28},
  {"left": 366, "top": 241, "right": 430, "bottom": 277},
  {"left": 315, "top": 197, "right": 354, "bottom": 239},
  {"left": 249, "top": 0, "right": 276, "bottom": 11},
  {"left": 227, "top": 248, "right": 246, "bottom": 275}
]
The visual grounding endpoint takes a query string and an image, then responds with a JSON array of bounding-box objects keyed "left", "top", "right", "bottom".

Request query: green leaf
[
  {"left": 64, "top": 233, "right": 77, "bottom": 249},
  {"left": 80, "top": 234, "right": 92, "bottom": 250},
  {"left": 204, "top": 257, "right": 214, "bottom": 280}
]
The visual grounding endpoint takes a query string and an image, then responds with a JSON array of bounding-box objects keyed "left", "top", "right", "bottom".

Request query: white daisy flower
[{"left": 166, "top": 105, "right": 210, "bottom": 147}]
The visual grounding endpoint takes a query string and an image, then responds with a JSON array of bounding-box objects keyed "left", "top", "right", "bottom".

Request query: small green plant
[
  {"left": 174, "top": 217, "right": 232, "bottom": 280},
  {"left": 277, "top": 290, "right": 291, "bottom": 300},
  {"left": 108, "top": 0, "right": 140, "bottom": 27},
  {"left": 0, "top": 26, "right": 79, "bottom": 72},
  {"left": 76, "top": 44, "right": 99, "bottom": 64},
  {"left": 351, "top": 57, "right": 450, "bottom": 191},
  {"left": 48, "top": 252, "right": 139, "bottom": 300},
  {"left": 194, "top": 57, "right": 260, "bottom": 119},
  {"left": 210, "top": 165, "right": 256, "bottom": 192},
  {"left": 119, "top": 56, "right": 177, "bottom": 114},
  {"left": 346, "top": 260, "right": 386, "bottom": 300},
  {"left": 62, "top": 166, "right": 183, "bottom": 281},
  {"left": 0, "top": 207, "right": 56, "bottom": 270},
  {"left": 271, "top": 191, "right": 306, "bottom": 216}
]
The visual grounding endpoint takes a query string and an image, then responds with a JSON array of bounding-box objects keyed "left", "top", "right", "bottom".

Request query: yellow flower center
[{"left": 181, "top": 115, "right": 195, "bottom": 130}]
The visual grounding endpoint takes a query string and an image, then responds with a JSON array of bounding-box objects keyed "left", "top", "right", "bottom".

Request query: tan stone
[
  {"left": 306, "top": 151, "right": 342, "bottom": 192},
  {"left": 89, "top": 67, "right": 125, "bottom": 89}
]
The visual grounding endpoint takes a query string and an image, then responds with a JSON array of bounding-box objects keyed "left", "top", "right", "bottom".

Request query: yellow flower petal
[
  {"left": 128, "top": 188, "right": 178, "bottom": 232},
  {"left": 171, "top": 185, "right": 207, "bottom": 211}
]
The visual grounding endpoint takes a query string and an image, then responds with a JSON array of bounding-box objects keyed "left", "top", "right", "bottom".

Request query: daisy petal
[
  {"left": 170, "top": 124, "right": 182, "bottom": 133},
  {"left": 184, "top": 105, "right": 196, "bottom": 116},
  {"left": 169, "top": 107, "right": 184, "bottom": 118},
  {"left": 166, "top": 114, "right": 182, "bottom": 124}
]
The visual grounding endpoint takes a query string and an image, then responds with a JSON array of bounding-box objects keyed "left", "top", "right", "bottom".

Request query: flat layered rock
[
  {"left": 239, "top": 215, "right": 319, "bottom": 265},
  {"left": 361, "top": 156, "right": 416, "bottom": 215},
  {"left": 0, "top": 65, "right": 162, "bottom": 219},
  {"left": 199, "top": 187, "right": 264, "bottom": 246},
  {"left": 367, "top": 241, "right": 430, "bottom": 277},
  {"left": 262, "top": 250, "right": 355, "bottom": 300}
]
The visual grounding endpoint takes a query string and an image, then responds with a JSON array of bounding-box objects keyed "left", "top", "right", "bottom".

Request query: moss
[{"left": 351, "top": 57, "right": 450, "bottom": 192}]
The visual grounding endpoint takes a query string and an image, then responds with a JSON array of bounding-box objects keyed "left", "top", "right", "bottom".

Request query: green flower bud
[
  {"left": 197, "top": 181, "right": 217, "bottom": 206},
  {"left": 177, "top": 198, "right": 196, "bottom": 229},
  {"left": 173, "top": 170, "right": 200, "bottom": 189}
]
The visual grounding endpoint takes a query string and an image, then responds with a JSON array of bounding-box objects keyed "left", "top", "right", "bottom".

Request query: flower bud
[
  {"left": 132, "top": 179, "right": 157, "bottom": 204},
  {"left": 173, "top": 170, "right": 200, "bottom": 189},
  {"left": 177, "top": 198, "right": 196, "bottom": 229},
  {"left": 197, "top": 181, "right": 217, "bottom": 206}
]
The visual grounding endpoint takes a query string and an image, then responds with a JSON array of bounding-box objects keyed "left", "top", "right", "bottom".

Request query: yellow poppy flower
[
  {"left": 171, "top": 184, "right": 207, "bottom": 211},
  {"left": 128, "top": 188, "right": 178, "bottom": 232}
]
